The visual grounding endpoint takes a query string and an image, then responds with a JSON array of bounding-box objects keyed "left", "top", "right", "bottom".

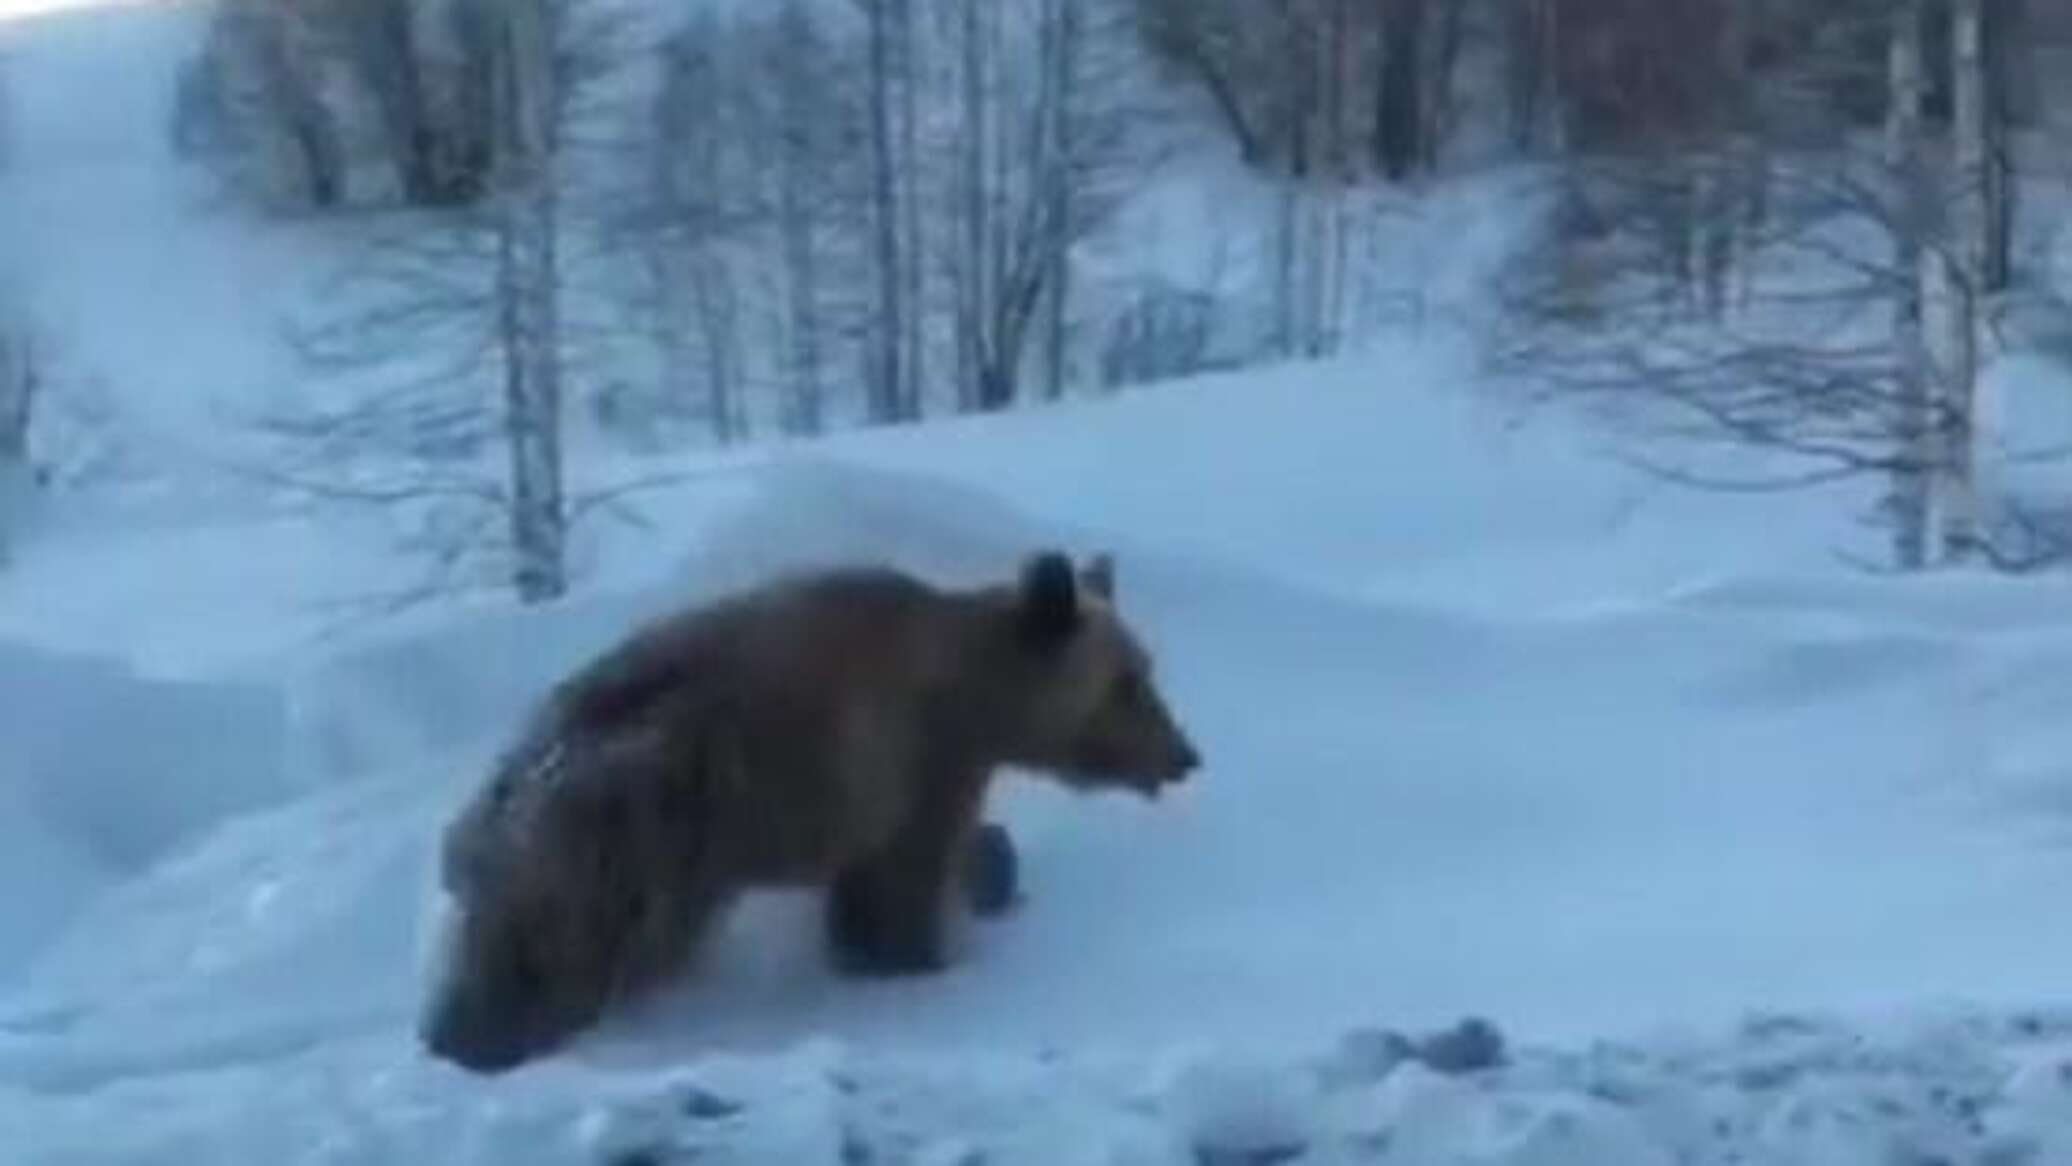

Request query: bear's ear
[
  {"left": 1018, "top": 550, "right": 1082, "bottom": 645},
  {"left": 1082, "top": 552, "right": 1115, "bottom": 601}
]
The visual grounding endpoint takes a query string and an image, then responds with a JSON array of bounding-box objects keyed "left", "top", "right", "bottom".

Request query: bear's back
[{"left": 558, "top": 565, "right": 958, "bottom": 732}]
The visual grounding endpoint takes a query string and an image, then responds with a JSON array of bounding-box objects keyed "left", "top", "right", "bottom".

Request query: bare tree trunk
[
  {"left": 777, "top": 150, "right": 823, "bottom": 437},
  {"left": 1539, "top": 0, "right": 1566, "bottom": 156},
  {"left": 775, "top": 1, "right": 825, "bottom": 437},
  {"left": 896, "top": 0, "right": 926, "bottom": 422},
  {"left": 1940, "top": 0, "right": 1988, "bottom": 561},
  {"left": 684, "top": 243, "right": 744, "bottom": 445},
  {"left": 1699, "top": 0, "right": 1750, "bottom": 321},
  {"left": 495, "top": 0, "right": 566, "bottom": 603},
  {"left": 0, "top": 335, "right": 30, "bottom": 470},
  {"left": 1324, "top": 0, "right": 1352, "bottom": 176},
  {"left": 956, "top": 0, "right": 987, "bottom": 413},
  {"left": 1422, "top": 0, "right": 1464, "bottom": 172},
  {"left": 984, "top": 0, "right": 1018, "bottom": 405},
  {"left": 1887, "top": 0, "right": 1934, "bottom": 572},
  {"left": 1980, "top": 0, "right": 2016, "bottom": 295},
  {"left": 1039, "top": 0, "right": 1078, "bottom": 402},
  {"left": 864, "top": 0, "right": 905, "bottom": 425},
  {"left": 1504, "top": 0, "right": 1542, "bottom": 153},
  {"left": 1375, "top": 0, "right": 1427, "bottom": 180}
]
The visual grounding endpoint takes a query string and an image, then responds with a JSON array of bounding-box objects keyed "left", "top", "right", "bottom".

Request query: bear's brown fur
[{"left": 420, "top": 550, "right": 1200, "bottom": 1073}]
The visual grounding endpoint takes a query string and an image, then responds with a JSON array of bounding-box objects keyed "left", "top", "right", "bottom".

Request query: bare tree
[
  {"left": 766, "top": 0, "right": 838, "bottom": 435},
  {"left": 491, "top": 0, "right": 567, "bottom": 602},
  {"left": 249, "top": 0, "right": 628, "bottom": 609},
  {"left": 1132, "top": 0, "right": 1269, "bottom": 165},
  {"left": 1490, "top": 0, "right": 2056, "bottom": 574},
  {"left": 940, "top": 0, "right": 1144, "bottom": 410},
  {"left": 1038, "top": 0, "right": 1083, "bottom": 399},
  {"left": 859, "top": 0, "right": 910, "bottom": 424},
  {"left": 1887, "top": 0, "right": 1937, "bottom": 569},
  {"left": 1935, "top": 0, "right": 1989, "bottom": 559},
  {"left": 647, "top": 17, "right": 755, "bottom": 446},
  {"left": 1505, "top": 0, "right": 1564, "bottom": 155},
  {"left": 1374, "top": 0, "right": 1428, "bottom": 180}
]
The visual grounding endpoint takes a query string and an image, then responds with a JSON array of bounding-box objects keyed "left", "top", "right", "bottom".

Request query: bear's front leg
[
  {"left": 827, "top": 858, "right": 948, "bottom": 976},
  {"left": 826, "top": 767, "right": 987, "bottom": 977}
]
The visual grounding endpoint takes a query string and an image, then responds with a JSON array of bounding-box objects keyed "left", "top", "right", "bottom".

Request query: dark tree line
[
  {"left": 174, "top": 0, "right": 553, "bottom": 212},
  {"left": 1133, "top": 0, "right": 1467, "bottom": 181}
]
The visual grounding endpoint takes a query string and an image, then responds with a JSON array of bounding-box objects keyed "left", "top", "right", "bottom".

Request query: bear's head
[{"left": 994, "top": 550, "right": 1202, "bottom": 797}]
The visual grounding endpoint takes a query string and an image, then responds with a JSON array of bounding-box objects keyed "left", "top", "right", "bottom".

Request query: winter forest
[
  {"left": 3, "top": 0, "right": 2064, "bottom": 599},
  {"left": 12, "top": 1, "right": 2072, "bottom": 1161}
]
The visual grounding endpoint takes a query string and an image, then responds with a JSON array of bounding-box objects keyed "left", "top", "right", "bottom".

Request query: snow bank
[
  {"left": 0, "top": 640, "right": 288, "bottom": 981},
  {"left": 19, "top": 455, "right": 2072, "bottom": 1101},
  {"left": 0, "top": 770, "right": 445, "bottom": 1094},
  {"left": 9, "top": 1010, "right": 2072, "bottom": 1164}
]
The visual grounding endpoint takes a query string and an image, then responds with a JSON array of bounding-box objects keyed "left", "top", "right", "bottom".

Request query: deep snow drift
[{"left": 8, "top": 2, "right": 2072, "bottom": 1161}]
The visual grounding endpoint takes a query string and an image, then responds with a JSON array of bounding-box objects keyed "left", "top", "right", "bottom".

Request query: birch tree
[
  {"left": 1935, "top": 0, "right": 1988, "bottom": 560},
  {"left": 1888, "top": 0, "right": 1936, "bottom": 569},
  {"left": 491, "top": 0, "right": 566, "bottom": 602},
  {"left": 1489, "top": 0, "right": 2043, "bottom": 573},
  {"left": 767, "top": 0, "right": 837, "bottom": 435},
  {"left": 648, "top": 19, "right": 753, "bottom": 446},
  {"left": 251, "top": 0, "right": 626, "bottom": 611},
  {"left": 943, "top": 0, "right": 1141, "bottom": 410},
  {"left": 1037, "top": 0, "right": 1078, "bottom": 400},
  {"left": 860, "top": 0, "right": 910, "bottom": 424}
]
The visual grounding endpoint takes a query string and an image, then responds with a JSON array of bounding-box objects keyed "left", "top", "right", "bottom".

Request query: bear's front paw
[
  {"left": 826, "top": 867, "right": 951, "bottom": 977},
  {"left": 833, "top": 941, "right": 950, "bottom": 978}
]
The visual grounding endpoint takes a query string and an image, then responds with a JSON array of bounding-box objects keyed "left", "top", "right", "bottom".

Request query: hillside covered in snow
[{"left": 7, "top": 0, "right": 2072, "bottom": 1162}]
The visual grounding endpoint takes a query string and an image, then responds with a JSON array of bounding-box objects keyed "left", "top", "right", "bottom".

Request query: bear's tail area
[
  {"left": 418, "top": 705, "right": 740, "bottom": 1075},
  {"left": 436, "top": 714, "right": 572, "bottom": 902}
]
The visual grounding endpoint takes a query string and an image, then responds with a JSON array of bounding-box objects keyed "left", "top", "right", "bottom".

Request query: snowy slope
[
  {"left": 7, "top": 358, "right": 2072, "bottom": 1158},
  {"left": 7, "top": 3, "right": 2072, "bottom": 1162}
]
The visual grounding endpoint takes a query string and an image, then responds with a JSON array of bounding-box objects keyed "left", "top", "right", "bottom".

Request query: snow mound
[
  {"left": 0, "top": 770, "right": 447, "bottom": 1093},
  {"left": 284, "top": 456, "right": 1102, "bottom": 787},
  {"left": 0, "top": 641, "right": 289, "bottom": 981}
]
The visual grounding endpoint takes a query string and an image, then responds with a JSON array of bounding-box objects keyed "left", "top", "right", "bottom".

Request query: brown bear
[{"left": 419, "top": 549, "right": 1201, "bottom": 1073}]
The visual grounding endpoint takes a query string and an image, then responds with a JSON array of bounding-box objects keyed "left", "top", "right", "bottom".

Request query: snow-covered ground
[{"left": 8, "top": 3, "right": 2072, "bottom": 1162}]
